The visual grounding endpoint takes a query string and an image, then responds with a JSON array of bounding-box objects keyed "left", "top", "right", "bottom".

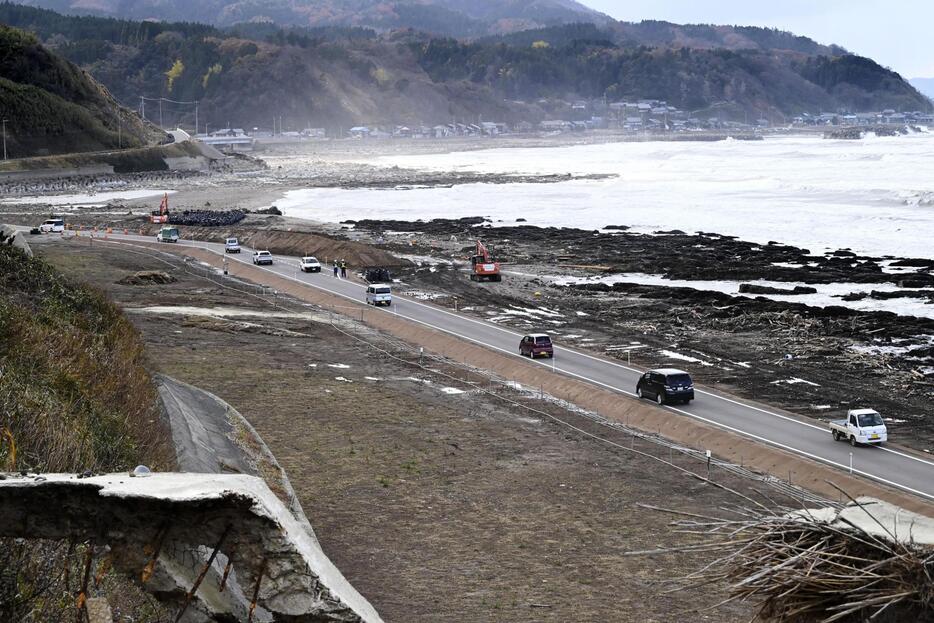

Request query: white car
[
  {"left": 365, "top": 284, "right": 392, "bottom": 306},
  {"left": 252, "top": 250, "right": 273, "bottom": 265},
  {"left": 224, "top": 238, "right": 240, "bottom": 253},
  {"left": 39, "top": 218, "right": 64, "bottom": 233},
  {"left": 300, "top": 256, "right": 321, "bottom": 273}
]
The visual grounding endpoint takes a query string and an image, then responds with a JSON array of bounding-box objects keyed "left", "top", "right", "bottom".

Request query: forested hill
[
  {"left": 0, "top": 3, "right": 929, "bottom": 138},
  {"left": 0, "top": 22, "right": 155, "bottom": 158},
  {"left": 2, "top": 0, "right": 610, "bottom": 36}
]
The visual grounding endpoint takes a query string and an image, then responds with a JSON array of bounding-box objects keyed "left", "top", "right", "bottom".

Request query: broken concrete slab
[{"left": 0, "top": 472, "right": 383, "bottom": 623}]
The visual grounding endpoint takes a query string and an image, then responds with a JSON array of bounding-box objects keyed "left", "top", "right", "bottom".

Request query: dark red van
[{"left": 519, "top": 334, "right": 554, "bottom": 358}]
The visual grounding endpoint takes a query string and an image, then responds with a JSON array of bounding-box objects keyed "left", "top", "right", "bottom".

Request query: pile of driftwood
[{"left": 635, "top": 490, "right": 934, "bottom": 622}]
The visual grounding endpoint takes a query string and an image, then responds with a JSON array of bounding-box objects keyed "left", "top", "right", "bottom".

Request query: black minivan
[{"left": 636, "top": 368, "right": 694, "bottom": 405}]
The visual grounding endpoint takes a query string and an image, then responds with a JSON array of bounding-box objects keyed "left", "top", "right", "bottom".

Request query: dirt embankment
[
  {"left": 145, "top": 219, "right": 411, "bottom": 269},
  {"left": 35, "top": 240, "right": 815, "bottom": 623},
  {"left": 9, "top": 211, "right": 411, "bottom": 269}
]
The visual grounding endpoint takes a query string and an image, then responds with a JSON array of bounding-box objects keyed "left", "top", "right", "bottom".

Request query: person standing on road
[
  {"left": 333, "top": 261, "right": 339, "bottom": 278},
  {"left": 340, "top": 260, "right": 347, "bottom": 279}
]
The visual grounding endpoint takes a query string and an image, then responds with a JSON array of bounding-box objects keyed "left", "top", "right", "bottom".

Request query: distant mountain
[
  {"left": 910, "top": 78, "right": 934, "bottom": 100},
  {"left": 0, "top": 4, "right": 928, "bottom": 137},
  {"left": 0, "top": 22, "right": 155, "bottom": 158},
  {"left": 610, "top": 21, "right": 845, "bottom": 56},
  {"left": 3, "top": 0, "right": 611, "bottom": 36},
  {"left": 486, "top": 21, "right": 843, "bottom": 55}
]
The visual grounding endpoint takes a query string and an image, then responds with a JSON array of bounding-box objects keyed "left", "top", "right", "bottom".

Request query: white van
[
  {"left": 39, "top": 218, "right": 65, "bottom": 233},
  {"left": 156, "top": 226, "right": 180, "bottom": 243},
  {"left": 366, "top": 284, "right": 392, "bottom": 306}
]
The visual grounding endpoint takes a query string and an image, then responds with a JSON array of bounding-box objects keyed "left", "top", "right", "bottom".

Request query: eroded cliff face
[{"left": 0, "top": 473, "right": 382, "bottom": 623}]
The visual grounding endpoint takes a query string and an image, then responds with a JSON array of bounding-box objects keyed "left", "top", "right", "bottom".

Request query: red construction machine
[
  {"left": 470, "top": 240, "right": 502, "bottom": 282},
  {"left": 150, "top": 193, "right": 170, "bottom": 224}
]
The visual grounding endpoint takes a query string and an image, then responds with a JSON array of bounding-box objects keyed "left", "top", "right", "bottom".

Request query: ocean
[{"left": 275, "top": 134, "right": 934, "bottom": 259}]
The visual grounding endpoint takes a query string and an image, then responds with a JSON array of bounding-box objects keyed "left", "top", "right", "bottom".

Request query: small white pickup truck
[{"left": 830, "top": 409, "right": 887, "bottom": 447}]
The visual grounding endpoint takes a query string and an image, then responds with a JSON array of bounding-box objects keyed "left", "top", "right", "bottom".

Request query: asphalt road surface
[{"left": 66, "top": 231, "right": 934, "bottom": 502}]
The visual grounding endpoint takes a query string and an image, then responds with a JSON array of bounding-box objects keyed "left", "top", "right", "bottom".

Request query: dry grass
[
  {"left": 0, "top": 244, "right": 174, "bottom": 622},
  {"left": 0, "top": 244, "right": 173, "bottom": 473},
  {"left": 638, "top": 491, "right": 934, "bottom": 622}
]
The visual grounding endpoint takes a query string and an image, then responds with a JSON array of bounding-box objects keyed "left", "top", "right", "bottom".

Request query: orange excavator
[
  {"left": 470, "top": 239, "right": 502, "bottom": 282},
  {"left": 150, "top": 193, "right": 169, "bottom": 224}
]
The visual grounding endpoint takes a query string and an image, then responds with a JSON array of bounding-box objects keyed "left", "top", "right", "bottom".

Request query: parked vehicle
[
  {"left": 470, "top": 240, "right": 502, "bottom": 282},
  {"left": 365, "top": 284, "right": 392, "bottom": 306},
  {"left": 156, "top": 226, "right": 180, "bottom": 243},
  {"left": 363, "top": 266, "right": 392, "bottom": 283},
  {"left": 225, "top": 238, "right": 240, "bottom": 253},
  {"left": 300, "top": 256, "right": 322, "bottom": 272},
  {"left": 252, "top": 250, "right": 273, "bottom": 265},
  {"left": 830, "top": 409, "right": 887, "bottom": 446},
  {"left": 636, "top": 368, "right": 694, "bottom": 405},
  {"left": 519, "top": 334, "right": 554, "bottom": 358},
  {"left": 39, "top": 218, "right": 64, "bottom": 233}
]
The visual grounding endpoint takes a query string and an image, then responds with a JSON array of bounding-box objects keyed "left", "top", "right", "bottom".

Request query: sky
[{"left": 583, "top": 0, "right": 934, "bottom": 78}]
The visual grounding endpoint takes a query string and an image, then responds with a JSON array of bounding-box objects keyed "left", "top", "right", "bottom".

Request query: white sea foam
[
  {"left": 550, "top": 272, "right": 934, "bottom": 320},
  {"left": 2, "top": 189, "right": 173, "bottom": 206},
  {"left": 275, "top": 135, "right": 934, "bottom": 259}
]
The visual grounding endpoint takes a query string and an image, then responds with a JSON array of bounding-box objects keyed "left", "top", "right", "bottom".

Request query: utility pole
[
  {"left": 159, "top": 98, "right": 163, "bottom": 129},
  {"left": 116, "top": 107, "right": 122, "bottom": 148},
  {"left": 194, "top": 102, "right": 199, "bottom": 135},
  {"left": 1, "top": 119, "right": 7, "bottom": 160}
]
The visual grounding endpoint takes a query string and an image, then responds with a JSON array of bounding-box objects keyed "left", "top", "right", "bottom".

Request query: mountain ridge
[
  {"left": 0, "top": 3, "right": 928, "bottom": 147},
  {"left": 3, "top": 0, "right": 611, "bottom": 36}
]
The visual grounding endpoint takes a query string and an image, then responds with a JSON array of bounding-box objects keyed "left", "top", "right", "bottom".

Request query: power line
[
  {"left": 138, "top": 96, "right": 199, "bottom": 132},
  {"left": 139, "top": 96, "right": 199, "bottom": 105}
]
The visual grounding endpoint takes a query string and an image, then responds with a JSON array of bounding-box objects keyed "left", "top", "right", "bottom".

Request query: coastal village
[{"left": 195, "top": 98, "right": 934, "bottom": 151}]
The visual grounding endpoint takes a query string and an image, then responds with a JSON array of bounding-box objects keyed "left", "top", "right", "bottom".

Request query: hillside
[
  {"left": 0, "top": 22, "right": 156, "bottom": 158},
  {"left": 5, "top": 0, "right": 610, "bottom": 36},
  {"left": 0, "top": 233, "right": 175, "bottom": 621},
  {"left": 0, "top": 4, "right": 929, "bottom": 134}
]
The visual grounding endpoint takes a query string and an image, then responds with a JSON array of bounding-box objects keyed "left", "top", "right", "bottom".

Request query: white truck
[
  {"left": 830, "top": 409, "right": 887, "bottom": 447},
  {"left": 156, "top": 226, "right": 180, "bottom": 243}
]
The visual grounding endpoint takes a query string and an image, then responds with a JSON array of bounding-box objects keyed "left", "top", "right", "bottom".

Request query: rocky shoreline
[{"left": 344, "top": 217, "right": 934, "bottom": 450}]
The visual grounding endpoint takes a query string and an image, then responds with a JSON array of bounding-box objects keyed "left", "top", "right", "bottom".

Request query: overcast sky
[{"left": 583, "top": 0, "right": 933, "bottom": 78}]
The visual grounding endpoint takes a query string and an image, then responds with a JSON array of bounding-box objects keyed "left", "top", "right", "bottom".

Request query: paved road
[{"left": 68, "top": 231, "right": 934, "bottom": 501}]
